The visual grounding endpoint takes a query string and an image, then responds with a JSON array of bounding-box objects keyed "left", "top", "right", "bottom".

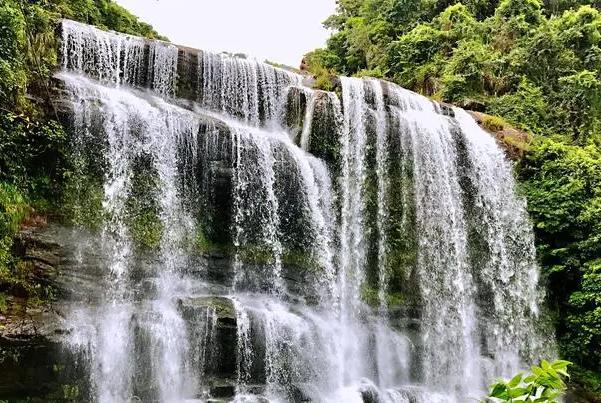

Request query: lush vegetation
[
  {"left": 0, "top": 0, "right": 162, "bottom": 305},
  {"left": 519, "top": 141, "right": 601, "bottom": 394},
  {"left": 306, "top": 0, "right": 601, "bottom": 144},
  {"left": 307, "top": 0, "right": 601, "bottom": 396}
]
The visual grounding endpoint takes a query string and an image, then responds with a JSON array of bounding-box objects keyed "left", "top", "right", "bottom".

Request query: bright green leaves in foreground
[{"left": 486, "top": 360, "right": 571, "bottom": 402}]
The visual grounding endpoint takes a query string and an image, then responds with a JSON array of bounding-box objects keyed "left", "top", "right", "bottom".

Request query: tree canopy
[{"left": 307, "top": 0, "right": 601, "bottom": 145}]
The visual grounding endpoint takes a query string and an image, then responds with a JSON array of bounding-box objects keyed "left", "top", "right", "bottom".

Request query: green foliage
[
  {"left": 0, "top": 3, "right": 26, "bottom": 108},
  {"left": 488, "top": 78, "right": 550, "bottom": 135},
  {"left": 519, "top": 139, "right": 601, "bottom": 384},
  {"left": 495, "top": 0, "right": 544, "bottom": 26},
  {"left": 555, "top": 70, "right": 601, "bottom": 144},
  {"left": 314, "top": 74, "right": 335, "bottom": 91},
  {"left": 303, "top": 49, "right": 338, "bottom": 91},
  {"left": 486, "top": 359, "right": 571, "bottom": 402},
  {"left": 0, "top": 183, "right": 29, "bottom": 272},
  {"left": 0, "top": 183, "right": 53, "bottom": 303},
  {"left": 314, "top": 0, "right": 601, "bottom": 142},
  {"left": 0, "top": 292, "right": 7, "bottom": 314},
  {"left": 44, "top": 0, "right": 163, "bottom": 39},
  {"left": 0, "top": 111, "right": 67, "bottom": 206},
  {"left": 570, "top": 365, "right": 601, "bottom": 396}
]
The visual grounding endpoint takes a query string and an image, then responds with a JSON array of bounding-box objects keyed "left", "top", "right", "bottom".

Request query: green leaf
[
  {"left": 550, "top": 360, "right": 572, "bottom": 369},
  {"left": 523, "top": 375, "right": 536, "bottom": 383},
  {"left": 532, "top": 366, "right": 545, "bottom": 376},
  {"left": 508, "top": 387, "right": 529, "bottom": 398},
  {"left": 508, "top": 373, "right": 523, "bottom": 388},
  {"left": 490, "top": 382, "right": 508, "bottom": 398}
]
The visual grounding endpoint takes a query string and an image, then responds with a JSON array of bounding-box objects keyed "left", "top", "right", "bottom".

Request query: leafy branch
[{"left": 485, "top": 360, "right": 572, "bottom": 402}]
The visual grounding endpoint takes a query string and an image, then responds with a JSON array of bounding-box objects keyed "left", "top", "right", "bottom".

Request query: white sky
[{"left": 115, "top": 0, "right": 337, "bottom": 67}]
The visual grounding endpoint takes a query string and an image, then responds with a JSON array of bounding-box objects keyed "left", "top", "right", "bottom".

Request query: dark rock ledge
[{"left": 0, "top": 222, "right": 83, "bottom": 401}]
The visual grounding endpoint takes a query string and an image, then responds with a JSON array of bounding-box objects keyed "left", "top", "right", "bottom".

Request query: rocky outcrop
[
  {"left": 469, "top": 111, "right": 531, "bottom": 160},
  {"left": 0, "top": 222, "right": 322, "bottom": 400},
  {"left": 179, "top": 296, "right": 237, "bottom": 397},
  {"left": 0, "top": 224, "right": 84, "bottom": 401}
]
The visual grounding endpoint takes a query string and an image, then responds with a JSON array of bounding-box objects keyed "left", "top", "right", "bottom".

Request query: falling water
[
  {"left": 338, "top": 77, "right": 369, "bottom": 320},
  {"left": 61, "top": 19, "right": 178, "bottom": 96},
  {"left": 299, "top": 90, "right": 317, "bottom": 151},
  {"left": 199, "top": 51, "right": 303, "bottom": 126},
  {"left": 230, "top": 125, "right": 285, "bottom": 293},
  {"left": 53, "top": 20, "right": 551, "bottom": 403},
  {"left": 370, "top": 78, "right": 390, "bottom": 315},
  {"left": 59, "top": 71, "right": 202, "bottom": 401},
  {"left": 396, "top": 96, "right": 482, "bottom": 395}
]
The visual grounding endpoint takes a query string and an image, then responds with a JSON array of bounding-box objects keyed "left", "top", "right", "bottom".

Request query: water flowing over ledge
[{"left": 37, "top": 19, "right": 555, "bottom": 403}]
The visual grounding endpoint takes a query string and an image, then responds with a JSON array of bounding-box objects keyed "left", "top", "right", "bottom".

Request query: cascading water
[
  {"left": 60, "top": 71, "right": 203, "bottom": 401},
  {"left": 54, "top": 19, "right": 551, "bottom": 403},
  {"left": 199, "top": 51, "right": 303, "bottom": 126},
  {"left": 61, "top": 19, "right": 178, "bottom": 96},
  {"left": 338, "top": 77, "right": 369, "bottom": 320}
]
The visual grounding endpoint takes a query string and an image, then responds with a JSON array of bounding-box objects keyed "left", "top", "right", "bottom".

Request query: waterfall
[
  {"left": 54, "top": 20, "right": 550, "bottom": 403},
  {"left": 199, "top": 51, "right": 303, "bottom": 126},
  {"left": 61, "top": 19, "right": 178, "bottom": 96}
]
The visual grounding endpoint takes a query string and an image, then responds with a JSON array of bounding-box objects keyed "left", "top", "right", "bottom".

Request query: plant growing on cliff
[
  {"left": 519, "top": 139, "right": 601, "bottom": 392},
  {"left": 0, "top": 183, "right": 29, "bottom": 272},
  {"left": 0, "top": 0, "right": 165, "bottom": 304}
]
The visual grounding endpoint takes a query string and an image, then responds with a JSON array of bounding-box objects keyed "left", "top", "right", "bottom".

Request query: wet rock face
[
  {"left": 179, "top": 296, "right": 237, "bottom": 381},
  {"left": 283, "top": 86, "right": 310, "bottom": 141},
  {"left": 2, "top": 225, "right": 72, "bottom": 342},
  {"left": 176, "top": 47, "right": 200, "bottom": 101},
  {"left": 0, "top": 224, "right": 91, "bottom": 401},
  {"left": 0, "top": 337, "right": 88, "bottom": 401},
  {"left": 2, "top": 224, "right": 315, "bottom": 401}
]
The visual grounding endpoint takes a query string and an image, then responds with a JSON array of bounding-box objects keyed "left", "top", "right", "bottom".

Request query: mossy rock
[
  {"left": 469, "top": 111, "right": 531, "bottom": 160},
  {"left": 178, "top": 296, "right": 235, "bottom": 323}
]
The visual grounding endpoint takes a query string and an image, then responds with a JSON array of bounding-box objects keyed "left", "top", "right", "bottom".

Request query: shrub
[
  {"left": 482, "top": 115, "right": 507, "bottom": 132},
  {"left": 0, "top": 183, "right": 29, "bottom": 272},
  {"left": 519, "top": 139, "right": 601, "bottom": 379}
]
